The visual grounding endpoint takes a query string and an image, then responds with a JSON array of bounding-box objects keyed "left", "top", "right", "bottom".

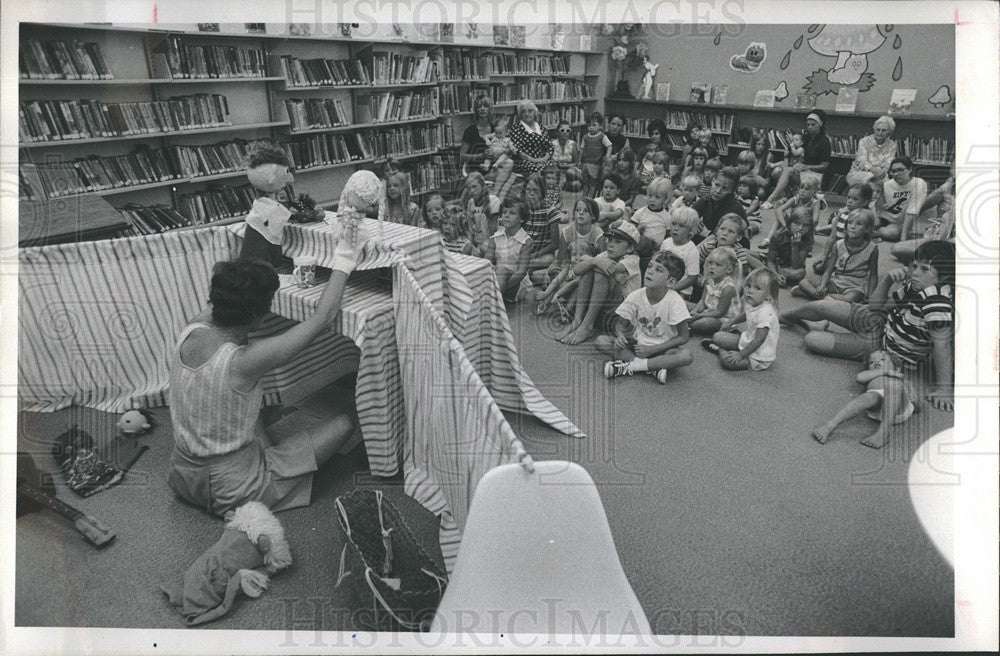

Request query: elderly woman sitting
[
  {"left": 847, "top": 115, "right": 898, "bottom": 188},
  {"left": 509, "top": 100, "right": 555, "bottom": 180}
]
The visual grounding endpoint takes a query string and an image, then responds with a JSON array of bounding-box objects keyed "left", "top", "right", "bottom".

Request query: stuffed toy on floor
[{"left": 161, "top": 501, "right": 292, "bottom": 625}]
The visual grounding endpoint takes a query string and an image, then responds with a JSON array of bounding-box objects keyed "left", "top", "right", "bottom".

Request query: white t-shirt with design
[
  {"left": 630, "top": 206, "right": 672, "bottom": 244},
  {"left": 881, "top": 177, "right": 928, "bottom": 225},
  {"left": 615, "top": 287, "right": 691, "bottom": 346},
  {"left": 738, "top": 300, "right": 780, "bottom": 369}
]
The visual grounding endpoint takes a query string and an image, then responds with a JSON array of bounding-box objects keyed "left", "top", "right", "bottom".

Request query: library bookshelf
[
  {"left": 604, "top": 96, "right": 955, "bottom": 196},
  {"left": 18, "top": 22, "right": 606, "bottom": 245}
]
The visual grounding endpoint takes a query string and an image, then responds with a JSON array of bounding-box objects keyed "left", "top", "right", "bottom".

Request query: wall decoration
[
  {"left": 893, "top": 34, "right": 902, "bottom": 48},
  {"left": 197, "top": 23, "right": 220, "bottom": 32},
  {"left": 607, "top": 24, "right": 647, "bottom": 98},
  {"left": 794, "top": 35, "right": 803, "bottom": 49},
  {"left": 888, "top": 88, "right": 917, "bottom": 115},
  {"left": 780, "top": 50, "right": 791, "bottom": 70},
  {"left": 730, "top": 42, "right": 767, "bottom": 72},
  {"left": 928, "top": 85, "right": 952, "bottom": 107},
  {"left": 892, "top": 56, "right": 903, "bottom": 81},
  {"left": 244, "top": 23, "right": 266, "bottom": 34},
  {"left": 641, "top": 58, "right": 659, "bottom": 99},
  {"left": 807, "top": 25, "right": 886, "bottom": 85},
  {"left": 288, "top": 23, "right": 311, "bottom": 36},
  {"left": 773, "top": 81, "right": 788, "bottom": 101},
  {"left": 713, "top": 30, "right": 722, "bottom": 46}
]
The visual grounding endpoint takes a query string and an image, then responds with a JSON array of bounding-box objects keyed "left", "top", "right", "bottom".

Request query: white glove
[{"left": 330, "top": 208, "right": 366, "bottom": 274}]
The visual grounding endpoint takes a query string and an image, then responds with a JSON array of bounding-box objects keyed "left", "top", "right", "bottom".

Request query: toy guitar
[{"left": 16, "top": 453, "right": 115, "bottom": 548}]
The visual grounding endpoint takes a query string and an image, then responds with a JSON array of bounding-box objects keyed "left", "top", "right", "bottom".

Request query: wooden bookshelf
[{"left": 19, "top": 22, "right": 606, "bottom": 244}]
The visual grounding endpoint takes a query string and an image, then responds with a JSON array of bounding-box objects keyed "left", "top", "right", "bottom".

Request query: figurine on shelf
[
  {"left": 641, "top": 57, "right": 659, "bottom": 100},
  {"left": 241, "top": 142, "right": 295, "bottom": 266}
]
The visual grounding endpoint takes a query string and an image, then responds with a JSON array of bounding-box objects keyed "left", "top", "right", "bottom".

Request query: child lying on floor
[{"left": 810, "top": 349, "right": 917, "bottom": 449}]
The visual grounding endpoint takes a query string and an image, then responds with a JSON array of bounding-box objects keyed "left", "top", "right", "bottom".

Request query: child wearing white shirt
[
  {"left": 659, "top": 206, "right": 701, "bottom": 299},
  {"left": 702, "top": 267, "right": 781, "bottom": 371}
]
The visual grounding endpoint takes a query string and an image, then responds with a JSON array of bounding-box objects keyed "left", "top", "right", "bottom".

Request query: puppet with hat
[{"left": 161, "top": 500, "right": 292, "bottom": 625}]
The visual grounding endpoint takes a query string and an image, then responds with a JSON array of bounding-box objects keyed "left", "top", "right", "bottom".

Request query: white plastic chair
[{"left": 430, "top": 461, "right": 651, "bottom": 636}]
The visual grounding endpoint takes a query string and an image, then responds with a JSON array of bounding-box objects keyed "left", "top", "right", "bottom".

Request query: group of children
[{"left": 368, "top": 112, "right": 955, "bottom": 450}]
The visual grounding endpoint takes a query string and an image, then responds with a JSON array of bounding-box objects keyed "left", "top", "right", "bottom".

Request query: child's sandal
[
  {"left": 554, "top": 299, "right": 572, "bottom": 324},
  {"left": 534, "top": 299, "right": 550, "bottom": 316}
]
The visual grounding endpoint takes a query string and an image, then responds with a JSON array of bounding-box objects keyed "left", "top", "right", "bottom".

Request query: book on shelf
[
  {"left": 655, "top": 82, "right": 670, "bottom": 101},
  {"left": 493, "top": 25, "right": 510, "bottom": 45},
  {"left": 888, "top": 88, "right": 917, "bottom": 115},
  {"left": 579, "top": 34, "right": 593, "bottom": 51},
  {"left": 550, "top": 23, "right": 566, "bottom": 50},
  {"left": 834, "top": 87, "right": 858, "bottom": 112},
  {"left": 794, "top": 92, "right": 817, "bottom": 110},
  {"left": 152, "top": 38, "right": 266, "bottom": 80},
  {"left": 753, "top": 89, "right": 776, "bottom": 108},
  {"left": 711, "top": 84, "right": 729, "bottom": 105},
  {"left": 689, "top": 84, "right": 711, "bottom": 104}
]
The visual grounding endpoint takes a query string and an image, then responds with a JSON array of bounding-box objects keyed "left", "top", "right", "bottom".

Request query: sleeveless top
[
  {"left": 830, "top": 239, "right": 877, "bottom": 291},
  {"left": 560, "top": 223, "right": 603, "bottom": 264},
  {"left": 702, "top": 275, "right": 742, "bottom": 320},
  {"left": 169, "top": 322, "right": 264, "bottom": 458}
]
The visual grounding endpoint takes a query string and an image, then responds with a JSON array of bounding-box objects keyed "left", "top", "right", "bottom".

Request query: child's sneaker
[
  {"left": 650, "top": 368, "right": 668, "bottom": 384},
  {"left": 701, "top": 339, "right": 722, "bottom": 355},
  {"left": 604, "top": 360, "right": 633, "bottom": 379}
]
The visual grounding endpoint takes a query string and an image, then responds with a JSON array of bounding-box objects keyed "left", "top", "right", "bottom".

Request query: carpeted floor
[{"left": 14, "top": 211, "right": 954, "bottom": 636}]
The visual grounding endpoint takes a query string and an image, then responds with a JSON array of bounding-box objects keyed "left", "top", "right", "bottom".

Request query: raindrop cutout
[
  {"left": 780, "top": 50, "right": 791, "bottom": 70},
  {"left": 794, "top": 35, "right": 803, "bottom": 49},
  {"left": 807, "top": 24, "right": 820, "bottom": 34},
  {"left": 893, "top": 34, "right": 901, "bottom": 49},
  {"left": 714, "top": 31, "right": 721, "bottom": 46},
  {"left": 892, "top": 57, "right": 903, "bottom": 81},
  {"left": 885, "top": 24, "right": 894, "bottom": 32}
]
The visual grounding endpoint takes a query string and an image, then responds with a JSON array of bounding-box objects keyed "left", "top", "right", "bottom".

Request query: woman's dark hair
[
  {"left": 648, "top": 119, "right": 667, "bottom": 137},
  {"left": 914, "top": 240, "right": 955, "bottom": 285},
  {"left": 209, "top": 259, "right": 280, "bottom": 327},
  {"left": 247, "top": 142, "right": 291, "bottom": 169},
  {"left": 616, "top": 148, "right": 636, "bottom": 165},
  {"left": 890, "top": 155, "right": 914, "bottom": 171},
  {"left": 807, "top": 109, "right": 828, "bottom": 131}
]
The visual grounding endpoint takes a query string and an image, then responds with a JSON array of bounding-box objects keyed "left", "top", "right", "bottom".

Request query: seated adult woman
[
  {"left": 846, "top": 115, "right": 898, "bottom": 188},
  {"left": 460, "top": 95, "right": 497, "bottom": 174},
  {"left": 167, "top": 178, "right": 374, "bottom": 516},
  {"left": 763, "top": 110, "right": 831, "bottom": 205},
  {"left": 891, "top": 162, "right": 955, "bottom": 264},
  {"left": 509, "top": 100, "right": 554, "bottom": 179},
  {"left": 876, "top": 156, "right": 928, "bottom": 242}
]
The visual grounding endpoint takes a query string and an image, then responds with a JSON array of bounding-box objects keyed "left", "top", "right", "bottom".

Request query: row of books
[
  {"left": 20, "top": 148, "right": 179, "bottom": 198},
  {"left": 371, "top": 51, "right": 434, "bottom": 85},
  {"left": 19, "top": 94, "right": 231, "bottom": 142},
  {"left": 160, "top": 38, "right": 266, "bottom": 79},
  {"left": 356, "top": 90, "right": 439, "bottom": 123},
  {"left": 284, "top": 133, "right": 370, "bottom": 170},
  {"left": 369, "top": 124, "right": 456, "bottom": 160},
  {"left": 284, "top": 98, "right": 351, "bottom": 131},
  {"left": 436, "top": 50, "right": 486, "bottom": 80},
  {"left": 176, "top": 183, "right": 258, "bottom": 224},
  {"left": 118, "top": 203, "right": 195, "bottom": 236},
  {"left": 896, "top": 137, "right": 953, "bottom": 165},
  {"left": 274, "top": 55, "right": 371, "bottom": 87},
  {"left": 485, "top": 81, "right": 592, "bottom": 105},
  {"left": 479, "top": 53, "right": 572, "bottom": 76},
  {"left": 439, "top": 84, "right": 475, "bottom": 114},
  {"left": 170, "top": 140, "right": 252, "bottom": 178},
  {"left": 665, "top": 111, "right": 734, "bottom": 132},
  {"left": 19, "top": 38, "right": 112, "bottom": 79},
  {"left": 539, "top": 105, "right": 586, "bottom": 129},
  {"left": 410, "top": 155, "right": 462, "bottom": 195}
]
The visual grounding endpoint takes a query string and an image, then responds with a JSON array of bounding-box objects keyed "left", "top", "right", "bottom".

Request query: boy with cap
[{"left": 558, "top": 220, "right": 642, "bottom": 345}]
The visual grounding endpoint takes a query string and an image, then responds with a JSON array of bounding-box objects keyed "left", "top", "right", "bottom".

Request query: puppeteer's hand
[{"left": 330, "top": 210, "right": 366, "bottom": 274}]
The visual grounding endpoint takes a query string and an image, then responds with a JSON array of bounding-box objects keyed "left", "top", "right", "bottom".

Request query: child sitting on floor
[
  {"left": 384, "top": 172, "right": 421, "bottom": 226},
  {"left": 637, "top": 119, "right": 669, "bottom": 184},
  {"left": 700, "top": 157, "right": 723, "bottom": 198},
  {"left": 672, "top": 174, "right": 701, "bottom": 210},
  {"left": 814, "top": 182, "right": 874, "bottom": 266},
  {"left": 765, "top": 205, "right": 814, "bottom": 287},
  {"left": 630, "top": 177, "right": 673, "bottom": 271},
  {"left": 793, "top": 208, "right": 879, "bottom": 303},
  {"left": 597, "top": 251, "right": 694, "bottom": 384},
  {"left": 736, "top": 175, "right": 762, "bottom": 236},
  {"left": 659, "top": 206, "right": 701, "bottom": 300},
  {"left": 702, "top": 266, "right": 781, "bottom": 371},
  {"left": 594, "top": 173, "right": 629, "bottom": 228},
  {"left": 557, "top": 220, "right": 642, "bottom": 345},
  {"left": 441, "top": 200, "right": 475, "bottom": 256},
  {"left": 614, "top": 149, "right": 645, "bottom": 207},
  {"left": 421, "top": 192, "right": 445, "bottom": 231},
  {"left": 534, "top": 197, "right": 604, "bottom": 317},
  {"left": 542, "top": 166, "right": 563, "bottom": 209},
  {"left": 759, "top": 174, "right": 820, "bottom": 249},
  {"left": 698, "top": 213, "right": 752, "bottom": 272},
  {"left": 461, "top": 170, "right": 501, "bottom": 248},
  {"left": 681, "top": 148, "right": 708, "bottom": 194},
  {"left": 485, "top": 197, "right": 534, "bottom": 302},
  {"left": 688, "top": 246, "right": 742, "bottom": 336},
  {"left": 810, "top": 349, "right": 917, "bottom": 449}
]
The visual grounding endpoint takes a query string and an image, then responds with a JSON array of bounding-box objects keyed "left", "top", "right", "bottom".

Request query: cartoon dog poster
[{"left": 730, "top": 42, "right": 767, "bottom": 73}]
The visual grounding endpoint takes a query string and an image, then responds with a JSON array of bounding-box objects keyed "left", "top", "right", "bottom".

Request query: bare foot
[
  {"left": 860, "top": 430, "right": 888, "bottom": 449},
  {"left": 561, "top": 326, "right": 595, "bottom": 345},
  {"left": 811, "top": 424, "right": 833, "bottom": 444},
  {"left": 800, "top": 319, "right": 830, "bottom": 332}
]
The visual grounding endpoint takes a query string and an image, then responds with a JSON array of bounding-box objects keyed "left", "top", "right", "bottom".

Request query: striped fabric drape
[{"left": 393, "top": 264, "right": 534, "bottom": 571}]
